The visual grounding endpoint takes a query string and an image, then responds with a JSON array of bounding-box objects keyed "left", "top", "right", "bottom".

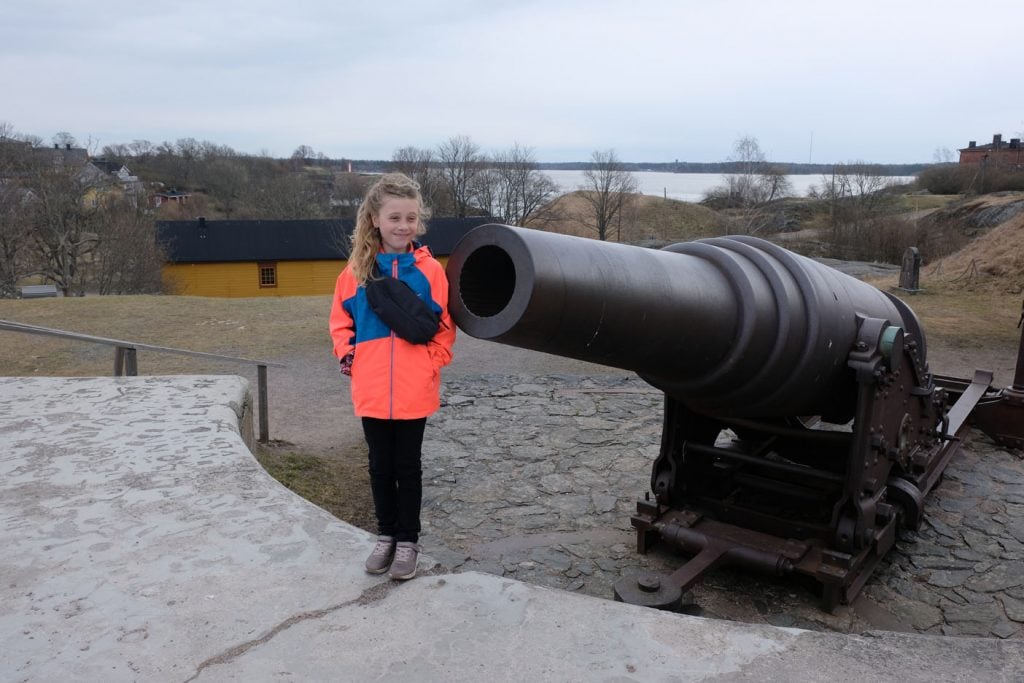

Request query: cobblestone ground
[{"left": 421, "top": 374, "right": 1024, "bottom": 639}]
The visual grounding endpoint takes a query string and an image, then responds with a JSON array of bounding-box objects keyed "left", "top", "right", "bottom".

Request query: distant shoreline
[
  {"left": 534, "top": 161, "right": 925, "bottom": 176},
  {"left": 348, "top": 159, "right": 926, "bottom": 176}
]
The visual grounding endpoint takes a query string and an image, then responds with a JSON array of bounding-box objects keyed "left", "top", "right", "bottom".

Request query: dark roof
[
  {"left": 959, "top": 136, "right": 1023, "bottom": 152},
  {"left": 39, "top": 146, "right": 89, "bottom": 166},
  {"left": 156, "top": 217, "right": 492, "bottom": 263},
  {"left": 420, "top": 216, "right": 493, "bottom": 254},
  {"left": 90, "top": 159, "right": 126, "bottom": 174},
  {"left": 959, "top": 142, "right": 1006, "bottom": 152}
]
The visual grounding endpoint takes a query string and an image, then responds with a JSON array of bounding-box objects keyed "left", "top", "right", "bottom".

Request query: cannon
[{"left": 446, "top": 223, "right": 1024, "bottom": 610}]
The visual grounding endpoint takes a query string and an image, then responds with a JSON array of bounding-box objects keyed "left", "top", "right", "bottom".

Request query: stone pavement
[
  {"left": 3, "top": 375, "right": 1024, "bottom": 682},
  {"left": 422, "top": 373, "right": 1024, "bottom": 639}
]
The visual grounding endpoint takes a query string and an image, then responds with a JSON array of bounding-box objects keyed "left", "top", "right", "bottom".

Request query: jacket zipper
[{"left": 388, "top": 257, "right": 398, "bottom": 419}]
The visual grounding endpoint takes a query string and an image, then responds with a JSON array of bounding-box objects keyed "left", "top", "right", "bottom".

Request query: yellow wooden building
[{"left": 157, "top": 217, "right": 490, "bottom": 298}]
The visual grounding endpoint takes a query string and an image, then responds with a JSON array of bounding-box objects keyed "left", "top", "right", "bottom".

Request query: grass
[
  {"left": 0, "top": 294, "right": 332, "bottom": 375},
  {"left": 893, "top": 193, "right": 963, "bottom": 212},
  {"left": 254, "top": 441, "right": 374, "bottom": 531},
  {"left": 539, "top": 191, "right": 729, "bottom": 243},
  {"left": 868, "top": 278, "right": 1021, "bottom": 347}
]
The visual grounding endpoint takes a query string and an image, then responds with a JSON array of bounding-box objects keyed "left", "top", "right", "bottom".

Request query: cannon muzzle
[{"left": 447, "top": 224, "right": 925, "bottom": 419}]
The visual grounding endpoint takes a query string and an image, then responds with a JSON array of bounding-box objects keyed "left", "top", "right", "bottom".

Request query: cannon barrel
[{"left": 446, "top": 224, "right": 926, "bottom": 419}]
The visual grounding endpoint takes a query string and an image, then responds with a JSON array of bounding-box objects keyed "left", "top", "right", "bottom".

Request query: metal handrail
[{"left": 0, "top": 319, "right": 285, "bottom": 443}]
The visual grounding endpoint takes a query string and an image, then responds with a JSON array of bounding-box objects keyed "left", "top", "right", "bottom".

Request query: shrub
[
  {"left": 829, "top": 214, "right": 971, "bottom": 264},
  {"left": 919, "top": 164, "right": 1024, "bottom": 195},
  {"left": 917, "top": 165, "right": 976, "bottom": 194}
]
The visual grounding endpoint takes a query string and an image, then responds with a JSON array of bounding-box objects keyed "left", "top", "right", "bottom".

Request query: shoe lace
[
  {"left": 371, "top": 540, "right": 393, "bottom": 557},
  {"left": 394, "top": 545, "right": 416, "bottom": 563}
]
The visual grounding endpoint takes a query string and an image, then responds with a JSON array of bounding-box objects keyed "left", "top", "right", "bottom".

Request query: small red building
[{"left": 959, "top": 133, "right": 1023, "bottom": 169}]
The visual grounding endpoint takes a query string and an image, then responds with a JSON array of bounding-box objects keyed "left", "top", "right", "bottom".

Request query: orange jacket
[{"left": 329, "top": 244, "right": 455, "bottom": 419}]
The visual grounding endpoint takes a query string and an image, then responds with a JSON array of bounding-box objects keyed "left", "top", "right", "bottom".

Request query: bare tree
[
  {"left": 25, "top": 164, "right": 102, "bottom": 295},
  {"left": 821, "top": 161, "right": 900, "bottom": 260},
  {"left": 700, "top": 136, "right": 794, "bottom": 233},
  {"left": 87, "top": 195, "right": 166, "bottom": 294},
  {"left": 818, "top": 162, "right": 892, "bottom": 205},
  {"left": 732, "top": 135, "right": 765, "bottom": 177},
  {"left": 933, "top": 147, "right": 957, "bottom": 164},
  {"left": 100, "top": 142, "right": 133, "bottom": 162},
  {"left": 200, "top": 158, "right": 251, "bottom": 218},
  {"left": 436, "top": 135, "right": 482, "bottom": 217},
  {"left": 0, "top": 181, "right": 35, "bottom": 297},
  {"left": 292, "top": 145, "right": 316, "bottom": 161},
  {"left": 52, "top": 131, "right": 78, "bottom": 148},
  {"left": 578, "top": 149, "right": 638, "bottom": 241},
  {"left": 1, "top": 126, "right": 45, "bottom": 296},
  {"left": 469, "top": 165, "right": 499, "bottom": 219},
  {"left": 128, "top": 139, "right": 155, "bottom": 160},
  {"left": 709, "top": 135, "right": 792, "bottom": 208},
  {"left": 392, "top": 146, "right": 446, "bottom": 211},
  {"left": 486, "top": 143, "right": 559, "bottom": 226},
  {"left": 329, "top": 172, "right": 371, "bottom": 219},
  {"left": 249, "top": 172, "right": 330, "bottom": 219},
  {"left": 291, "top": 145, "right": 317, "bottom": 171},
  {"left": 0, "top": 126, "right": 35, "bottom": 170}
]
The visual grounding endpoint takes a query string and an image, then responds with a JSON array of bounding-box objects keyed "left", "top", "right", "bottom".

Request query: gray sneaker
[
  {"left": 388, "top": 542, "right": 419, "bottom": 580},
  {"left": 365, "top": 535, "right": 395, "bottom": 574}
]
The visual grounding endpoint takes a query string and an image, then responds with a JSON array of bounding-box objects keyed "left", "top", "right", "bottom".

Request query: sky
[{"left": 2, "top": 0, "right": 1022, "bottom": 164}]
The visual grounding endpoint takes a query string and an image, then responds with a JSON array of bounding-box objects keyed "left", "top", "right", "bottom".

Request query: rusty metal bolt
[{"left": 637, "top": 574, "right": 661, "bottom": 593}]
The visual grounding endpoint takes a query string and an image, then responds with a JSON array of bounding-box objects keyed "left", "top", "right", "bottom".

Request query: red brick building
[{"left": 959, "top": 134, "right": 1024, "bottom": 169}]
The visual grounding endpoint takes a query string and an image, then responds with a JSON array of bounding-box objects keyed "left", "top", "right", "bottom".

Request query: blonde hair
[{"left": 349, "top": 173, "right": 431, "bottom": 284}]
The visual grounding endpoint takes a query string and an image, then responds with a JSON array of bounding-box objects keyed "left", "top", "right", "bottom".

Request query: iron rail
[{"left": 0, "top": 319, "right": 284, "bottom": 443}]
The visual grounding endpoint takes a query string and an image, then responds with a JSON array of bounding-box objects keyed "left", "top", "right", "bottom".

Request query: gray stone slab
[{"left": 966, "top": 562, "right": 1024, "bottom": 593}]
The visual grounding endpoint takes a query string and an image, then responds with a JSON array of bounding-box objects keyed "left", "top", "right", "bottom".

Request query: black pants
[{"left": 361, "top": 417, "right": 426, "bottom": 543}]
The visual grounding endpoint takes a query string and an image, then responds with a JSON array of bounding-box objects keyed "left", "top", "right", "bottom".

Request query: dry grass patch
[
  {"left": 254, "top": 441, "right": 374, "bottom": 532},
  {"left": 864, "top": 276, "right": 1021, "bottom": 348},
  {"left": 923, "top": 213, "right": 1024, "bottom": 295},
  {"left": 538, "top": 192, "right": 729, "bottom": 243},
  {"left": 894, "top": 194, "right": 963, "bottom": 212},
  {"left": 0, "top": 294, "right": 332, "bottom": 375}
]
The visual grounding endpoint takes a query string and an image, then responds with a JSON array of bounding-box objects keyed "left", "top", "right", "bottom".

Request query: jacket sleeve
[
  {"left": 426, "top": 259, "right": 456, "bottom": 370},
  {"left": 329, "top": 268, "right": 357, "bottom": 359}
]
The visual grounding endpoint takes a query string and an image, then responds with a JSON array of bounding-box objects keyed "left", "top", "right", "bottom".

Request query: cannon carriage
[{"left": 446, "top": 224, "right": 1024, "bottom": 610}]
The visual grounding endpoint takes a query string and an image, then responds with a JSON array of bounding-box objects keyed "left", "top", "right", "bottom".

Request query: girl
[{"left": 329, "top": 173, "right": 455, "bottom": 580}]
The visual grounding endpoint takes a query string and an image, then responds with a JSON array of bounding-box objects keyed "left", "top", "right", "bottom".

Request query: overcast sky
[{"left": 2, "top": 0, "right": 1021, "bottom": 164}]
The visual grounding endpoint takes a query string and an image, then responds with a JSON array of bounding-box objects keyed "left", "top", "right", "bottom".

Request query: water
[{"left": 543, "top": 170, "right": 916, "bottom": 202}]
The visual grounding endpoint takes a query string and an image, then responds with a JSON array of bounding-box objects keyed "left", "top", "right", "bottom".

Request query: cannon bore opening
[{"left": 458, "top": 245, "right": 516, "bottom": 318}]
